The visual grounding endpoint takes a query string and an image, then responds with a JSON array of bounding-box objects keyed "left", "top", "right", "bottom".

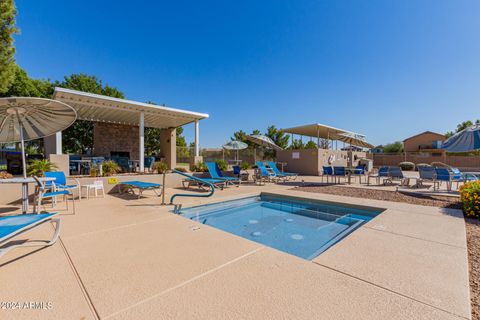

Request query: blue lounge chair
[
  {"left": 322, "top": 166, "right": 333, "bottom": 183},
  {"left": 119, "top": 181, "right": 163, "bottom": 198},
  {"left": 182, "top": 177, "right": 226, "bottom": 190},
  {"left": 266, "top": 161, "right": 298, "bottom": 181},
  {"left": 144, "top": 156, "right": 156, "bottom": 173},
  {"left": 0, "top": 213, "right": 61, "bottom": 258},
  {"left": 44, "top": 171, "right": 81, "bottom": 200},
  {"left": 205, "top": 162, "right": 240, "bottom": 186},
  {"left": 333, "top": 166, "right": 347, "bottom": 184},
  {"left": 434, "top": 168, "right": 460, "bottom": 191},
  {"left": 367, "top": 166, "right": 389, "bottom": 185},
  {"left": 255, "top": 161, "right": 277, "bottom": 185}
]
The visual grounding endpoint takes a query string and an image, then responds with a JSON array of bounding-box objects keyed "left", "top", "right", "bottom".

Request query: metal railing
[{"left": 162, "top": 169, "right": 215, "bottom": 212}]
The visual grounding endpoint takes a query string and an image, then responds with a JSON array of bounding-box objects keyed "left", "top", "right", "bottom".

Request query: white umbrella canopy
[
  {"left": 246, "top": 135, "right": 283, "bottom": 151},
  {"left": 222, "top": 140, "right": 248, "bottom": 150},
  {"left": 0, "top": 97, "right": 77, "bottom": 177},
  {"left": 336, "top": 132, "right": 374, "bottom": 149}
]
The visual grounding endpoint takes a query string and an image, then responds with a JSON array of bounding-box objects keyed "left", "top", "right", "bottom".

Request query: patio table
[
  {"left": 345, "top": 167, "right": 364, "bottom": 185},
  {"left": 0, "top": 177, "right": 55, "bottom": 214}
]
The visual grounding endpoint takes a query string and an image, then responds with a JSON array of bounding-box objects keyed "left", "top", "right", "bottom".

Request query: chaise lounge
[
  {"left": 118, "top": 181, "right": 163, "bottom": 198},
  {"left": 0, "top": 213, "right": 60, "bottom": 258}
]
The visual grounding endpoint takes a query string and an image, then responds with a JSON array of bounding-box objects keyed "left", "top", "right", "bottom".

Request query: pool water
[{"left": 177, "top": 195, "right": 383, "bottom": 260}]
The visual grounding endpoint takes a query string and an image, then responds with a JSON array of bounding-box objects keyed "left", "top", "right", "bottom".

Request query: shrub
[
  {"left": 174, "top": 167, "right": 187, "bottom": 172},
  {"left": 153, "top": 161, "right": 169, "bottom": 174},
  {"left": 460, "top": 181, "right": 480, "bottom": 220},
  {"left": 415, "top": 163, "right": 431, "bottom": 170},
  {"left": 398, "top": 161, "right": 415, "bottom": 171},
  {"left": 102, "top": 160, "right": 120, "bottom": 176},
  {"left": 240, "top": 162, "right": 251, "bottom": 170},
  {"left": 27, "top": 159, "right": 58, "bottom": 177},
  {"left": 216, "top": 159, "right": 228, "bottom": 171},
  {"left": 191, "top": 162, "right": 208, "bottom": 172}
]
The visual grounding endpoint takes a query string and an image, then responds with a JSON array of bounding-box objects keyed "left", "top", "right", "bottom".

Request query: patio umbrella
[
  {"left": 246, "top": 135, "right": 283, "bottom": 151},
  {"left": 442, "top": 124, "right": 480, "bottom": 152},
  {"left": 0, "top": 97, "right": 77, "bottom": 178},
  {"left": 223, "top": 140, "right": 248, "bottom": 162},
  {"left": 336, "top": 132, "right": 374, "bottom": 149}
]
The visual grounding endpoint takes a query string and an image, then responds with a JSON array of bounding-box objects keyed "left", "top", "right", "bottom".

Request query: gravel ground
[{"left": 293, "top": 184, "right": 478, "bottom": 320}]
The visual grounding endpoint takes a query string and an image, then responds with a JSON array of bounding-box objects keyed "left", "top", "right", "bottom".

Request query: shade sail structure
[
  {"left": 246, "top": 134, "right": 283, "bottom": 151},
  {"left": 223, "top": 141, "right": 248, "bottom": 150},
  {"left": 442, "top": 124, "right": 480, "bottom": 152},
  {"left": 281, "top": 123, "right": 373, "bottom": 148},
  {"left": 53, "top": 87, "right": 209, "bottom": 128},
  {"left": 0, "top": 97, "right": 76, "bottom": 143}
]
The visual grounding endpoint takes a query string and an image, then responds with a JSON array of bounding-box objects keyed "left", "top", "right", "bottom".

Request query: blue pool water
[{"left": 177, "top": 195, "right": 383, "bottom": 260}]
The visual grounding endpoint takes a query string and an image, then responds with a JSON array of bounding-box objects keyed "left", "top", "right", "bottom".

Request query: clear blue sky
[{"left": 14, "top": 0, "right": 480, "bottom": 147}]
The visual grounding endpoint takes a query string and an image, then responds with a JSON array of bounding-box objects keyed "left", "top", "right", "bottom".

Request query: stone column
[{"left": 160, "top": 127, "right": 176, "bottom": 169}]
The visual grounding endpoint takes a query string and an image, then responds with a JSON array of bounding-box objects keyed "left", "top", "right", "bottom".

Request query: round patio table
[{"left": 0, "top": 177, "right": 55, "bottom": 214}]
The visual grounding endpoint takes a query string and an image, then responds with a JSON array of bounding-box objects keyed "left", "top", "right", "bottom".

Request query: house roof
[
  {"left": 403, "top": 131, "right": 445, "bottom": 142},
  {"left": 53, "top": 87, "right": 209, "bottom": 129}
]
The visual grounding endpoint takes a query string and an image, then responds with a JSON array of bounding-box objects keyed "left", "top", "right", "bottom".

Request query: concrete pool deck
[{"left": 0, "top": 179, "right": 471, "bottom": 319}]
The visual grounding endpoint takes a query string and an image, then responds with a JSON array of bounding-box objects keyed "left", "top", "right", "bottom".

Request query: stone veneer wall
[{"left": 93, "top": 122, "right": 140, "bottom": 159}]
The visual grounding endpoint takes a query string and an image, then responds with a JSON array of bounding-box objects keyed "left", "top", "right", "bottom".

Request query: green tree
[
  {"left": 58, "top": 74, "right": 125, "bottom": 154},
  {"left": 289, "top": 138, "right": 305, "bottom": 150},
  {"left": 446, "top": 120, "right": 480, "bottom": 138},
  {"left": 304, "top": 140, "right": 318, "bottom": 149},
  {"left": 383, "top": 141, "right": 404, "bottom": 153},
  {"left": 1, "top": 65, "right": 54, "bottom": 98},
  {"left": 264, "top": 125, "right": 289, "bottom": 158},
  {"left": 0, "top": 0, "right": 17, "bottom": 94}
]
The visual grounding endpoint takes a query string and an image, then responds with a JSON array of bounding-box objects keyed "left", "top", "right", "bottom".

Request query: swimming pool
[{"left": 177, "top": 194, "right": 383, "bottom": 260}]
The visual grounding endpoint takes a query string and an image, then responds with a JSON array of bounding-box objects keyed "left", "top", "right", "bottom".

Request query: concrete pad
[
  {"left": 108, "top": 249, "right": 461, "bottom": 320},
  {"left": 0, "top": 222, "right": 95, "bottom": 320},
  {"left": 364, "top": 208, "right": 467, "bottom": 248},
  {"left": 62, "top": 213, "right": 261, "bottom": 318},
  {"left": 314, "top": 227, "right": 471, "bottom": 319}
]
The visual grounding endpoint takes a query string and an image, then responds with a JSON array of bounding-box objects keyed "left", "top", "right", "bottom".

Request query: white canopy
[
  {"left": 53, "top": 87, "right": 208, "bottom": 128},
  {"left": 281, "top": 123, "right": 373, "bottom": 148}
]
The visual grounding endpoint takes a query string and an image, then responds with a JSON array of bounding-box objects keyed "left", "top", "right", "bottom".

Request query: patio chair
[
  {"left": 367, "top": 166, "right": 389, "bottom": 185},
  {"left": 333, "top": 166, "right": 347, "bottom": 184},
  {"left": 351, "top": 165, "right": 366, "bottom": 184},
  {"left": 182, "top": 177, "right": 226, "bottom": 190},
  {"left": 144, "top": 156, "right": 156, "bottom": 173},
  {"left": 118, "top": 181, "right": 163, "bottom": 198},
  {"left": 69, "top": 155, "right": 81, "bottom": 175},
  {"left": 322, "top": 166, "right": 333, "bottom": 183},
  {"left": 0, "top": 212, "right": 61, "bottom": 258},
  {"left": 385, "top": 167, "right": 411, "bottom": 186},
  {"left": 254, "top": 161, "right": 277, "bottom": 185},
  {"left": 114, "top": 157, "right": 133, "bottom": 173},
  {"left": 205, "top": 162, "right": 240, "bottom": 186},
  {"left": 33, "top": 176, "right": 76, "bottom": 214},
  {"left": 267, "top": 161, "right": 298, "bottom": 180},
  {"left": 434, "top": 167, "right": 460, "bottom": 191},
  {"left": 416, "top": 165, "right": 435, "bottom": 188},
  {"left": 44, "top": 171, "right": 81, "bottom": 200}
]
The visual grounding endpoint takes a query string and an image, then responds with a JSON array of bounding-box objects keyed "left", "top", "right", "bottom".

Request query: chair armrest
[{"left": 67, "top": 177, "right": 81, "bottom": 187}]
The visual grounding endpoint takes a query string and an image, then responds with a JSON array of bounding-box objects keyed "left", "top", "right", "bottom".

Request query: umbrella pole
[{"left": 20, "top": 125, "right": 29, "bottom": 214}]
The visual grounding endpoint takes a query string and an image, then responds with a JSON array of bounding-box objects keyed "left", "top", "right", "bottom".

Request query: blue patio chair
[
  {"left": 322, "top": 166, "right": 333, "bottom": 183},
  {"left": 144, "top": 156, "right": 156, "bottom": 173},
  {"left": 352, "top": 165, "right": 366, "bottom": 184},
  {"left": 385, "top": 166, "right": 411, "bottom": 186},
  {"left": 333, "top": 166, "right": 347, "bottom": 184},
  {"left": 114, "top": 157, "right": 133, "bottom": 173},
  {"left": 33, "top": 176, "right": 76, "bottom": 213},
  {"left": 0, "top": 212, "right": 61, "bottom": 258},
  {"left": 266, "top": 161, "right": 298, "bottom": 181},
  {"left": 434, "top": 167, "right": 460, "bottom": 191},
  {"left": 255, "top": 161, "right": 277, "bottom": 185},
  {"left": 416, "top": 165, "right": 435, "bottom": 188},
  {"left": 69, "top": 155, "right": 81, "bottom": 175},
  {"left": 367, "top": 166, "right": 389, "bottom": 185},
  {"left": 205, "top": 162, "right": 240, "bottom": 186},
  {"left": 44, "top": 171, "right": 81, "bottom": 200}
]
